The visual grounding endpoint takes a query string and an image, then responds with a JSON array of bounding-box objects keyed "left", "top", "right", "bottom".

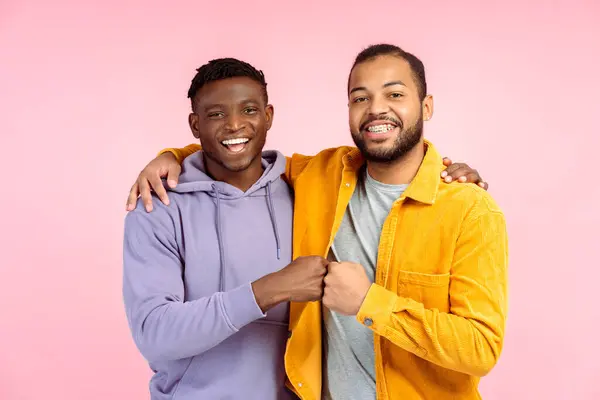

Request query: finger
[
  {"left": 443, "top": 162, "right": 465, "bottom": 175},
  {"left": 442, "top": 157, "right": 452, "bottom": 166},
  {"left": 149, "top": 174, "right": 170, "bottom": 206},
  {"left": 446, "top": 166, "right": 473, "bottom": 182},
  {"left": 139, "top": 179, "right": 154, "bottom": 212},
  {"left": 167, "top": 165, "right": 181, "bottom": 188},
  {"left": 462, "top": 171, "right": 482, "bottom": 184},
  {"left": 441, "top": 162, "right": 463, "bottom": 179},
  {"left": 126, "top": 183, "right": 140, "bottom": 211},
  {"left": 327, "top": 261, "right": 340, "bottom": 273},
  {"left": 322, "top": 292, "right": 329, "bottom": 306},
  {"left": 478, "top": 181, "right": 489, "bottom": 190},
  {"left": 323, "top": 282, "right": 329, "bottom": 295}
]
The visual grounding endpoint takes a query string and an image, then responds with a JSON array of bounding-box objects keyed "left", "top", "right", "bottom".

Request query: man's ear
[
  {"left": 189, "top": 113, "right": 200, "bottom": 139},
  {"left": 265, "top": 104, "right": 274, "bottom": 130},
  {"left": 422, "top": 95, "right": 434, "bottom": 121}
]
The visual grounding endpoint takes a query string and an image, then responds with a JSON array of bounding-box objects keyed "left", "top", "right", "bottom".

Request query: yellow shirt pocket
[{"left": 396, "top": 270, "right": 450, "bottom": 312}]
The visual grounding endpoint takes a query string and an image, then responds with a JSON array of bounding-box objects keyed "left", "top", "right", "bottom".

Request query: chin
[
  {"left": 222, "top": 160, "right": 252, "bottom": 172},
  {"left": 361, "top": 142, "right": 413, "bottom": 163},
  {"left": 223, "top": 153, "right": 261, "bottom": 172}
]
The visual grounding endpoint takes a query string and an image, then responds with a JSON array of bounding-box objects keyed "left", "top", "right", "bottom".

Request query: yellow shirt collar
[{"left": 342, "top": 139, "right": 442, "bottom": 205}]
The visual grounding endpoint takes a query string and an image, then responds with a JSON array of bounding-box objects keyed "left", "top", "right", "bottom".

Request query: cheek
[
  {"left": 393, "top": 104, "right": 411, "bottom": 118},
  {"left": 250, "top": 118, "right": 266, "bottom": 136},
  {"left": 245, "top": 120, "right": 268, "bottom": 148},
  {"left": 255, "top": 117, "right": 266, "bottom": 129},
  {"left": 198, "top": 126, "right": 220, "bottom": 147},
  {"left": 393, "top": 103, "right": 419, "bottom": 124},
  {"left": 348, "top": 107, "right": 363, "bottom": 130},
  {"left": 198, "top": 136, "right": 217, "bottom": 150}
]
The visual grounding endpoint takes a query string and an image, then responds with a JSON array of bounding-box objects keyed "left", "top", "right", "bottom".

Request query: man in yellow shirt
[{"left": 126, "top": 44, "right": 507, "bottom": 399}]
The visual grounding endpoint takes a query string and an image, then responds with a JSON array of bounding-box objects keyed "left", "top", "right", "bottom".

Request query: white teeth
[
  {"left": 367, "top": 124, "right": 395, "bottom": 133},
  {"left": 221, "top": 138, "right": 249, "bottom": 145}
]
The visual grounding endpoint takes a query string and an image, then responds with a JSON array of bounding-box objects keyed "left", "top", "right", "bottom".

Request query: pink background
[{"left": 1, "top": 1, "right": 599, "bottom": 399}]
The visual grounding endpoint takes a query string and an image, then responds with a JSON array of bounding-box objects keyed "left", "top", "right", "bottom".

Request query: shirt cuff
[
  {"left": 157, "top": 147, "right": 184, "bottom": 163},
  {"left": 356, "top": 283, "right": 397, "bottom": 334},
  {"left": 221, "top": 282, "right": 267, "bottom": 331}
]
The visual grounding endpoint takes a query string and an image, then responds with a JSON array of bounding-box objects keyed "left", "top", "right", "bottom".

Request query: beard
[{"left": 351, "top": 113, "right": 423, "bottom": 163}]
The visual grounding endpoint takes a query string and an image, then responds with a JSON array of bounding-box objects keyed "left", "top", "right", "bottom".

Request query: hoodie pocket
[
  {"left": 253, "top": 318, "right": 288, "bottom": 327},
  {"left": 172, "top": 356, "right": 196, "bottom": 400}
]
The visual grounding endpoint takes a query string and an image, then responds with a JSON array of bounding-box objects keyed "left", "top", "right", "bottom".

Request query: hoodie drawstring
[
  {"left": 212, "top": 182, "right": 282, "bottom": 293},
  {"left": 266, "top": 181, "right": 281, "bottom": 260},
  {"left": 212, "top": 184, "right": 226, "bottom": 292}
]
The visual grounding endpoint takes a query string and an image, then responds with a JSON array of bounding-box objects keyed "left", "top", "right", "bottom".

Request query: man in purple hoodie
[{"left": 123, "top": 58, "right": 328, "bottom": 399}]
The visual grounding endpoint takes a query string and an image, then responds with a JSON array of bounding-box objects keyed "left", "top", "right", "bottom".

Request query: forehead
[
  {"left": 195, "top": 76, "right": 264, "bottom": 106},
  {"left": 349, "top": 55, "right": 416, "bottom": 92}
]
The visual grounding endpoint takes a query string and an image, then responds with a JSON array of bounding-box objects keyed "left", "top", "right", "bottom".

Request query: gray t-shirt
[{"left": 323, "top": 167, "right": 408, "bottom": 400}]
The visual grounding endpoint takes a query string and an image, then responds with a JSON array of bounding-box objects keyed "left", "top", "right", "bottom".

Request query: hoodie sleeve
[{"left": 123, "top": 206, "right": 266, "bottom": 363}]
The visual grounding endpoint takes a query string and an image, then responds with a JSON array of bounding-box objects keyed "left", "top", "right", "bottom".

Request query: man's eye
[
  {"left": 244, "top": 108, "right": 258, "bottom": 115},
  {"left": 208, "top": 112, "right": 224, "bottom": 118},
  {"left": 390, "top": 93, "right": 404, "bottom": 98},
  {"left": 353, "top": 97, "right": 367, "bottom": 103}
]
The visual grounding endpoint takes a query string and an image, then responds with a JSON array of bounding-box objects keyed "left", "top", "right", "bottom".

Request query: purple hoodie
[{"left": 123, "top": 150, "right": 295, "bottom": 400}]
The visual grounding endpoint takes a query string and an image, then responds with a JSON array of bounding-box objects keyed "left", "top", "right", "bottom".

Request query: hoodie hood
[
  {"left": 169, "top": 150, "right": 287, "bottom": 292},
  {"left": 172, "top": 150, "right": 287, "bottom": 198}
]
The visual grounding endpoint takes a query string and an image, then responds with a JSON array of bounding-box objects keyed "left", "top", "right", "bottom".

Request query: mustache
[{"left": 359, "top": 115, "right": 403, "bottom": 132}]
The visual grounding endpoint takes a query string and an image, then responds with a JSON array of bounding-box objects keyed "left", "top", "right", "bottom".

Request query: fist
[
  {"left": 278, "top": 256, "right": 329, "bottom": 302},
  {"left": 323, "top": 261, "right": 372, "bottom": 316}
]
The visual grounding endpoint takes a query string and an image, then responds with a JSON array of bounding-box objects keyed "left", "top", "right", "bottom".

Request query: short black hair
[
  {"left": 187, "top": 58, "right": 268, "bottom": 109},
  {"left": 349, "top": 44, "right": 427, "bottom": 101}
]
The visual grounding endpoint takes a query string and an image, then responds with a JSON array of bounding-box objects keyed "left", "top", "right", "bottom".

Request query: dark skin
[
  {"left": 189, "top": 76, "right": 273, "bottom": 192},
  {"left": 186, "top": 76, "right": 328, "bottom": 311}
]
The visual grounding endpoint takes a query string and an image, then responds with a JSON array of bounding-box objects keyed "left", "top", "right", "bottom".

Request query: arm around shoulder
[{"left": 158, "top": 143, "right": 202, "bottom": 164}]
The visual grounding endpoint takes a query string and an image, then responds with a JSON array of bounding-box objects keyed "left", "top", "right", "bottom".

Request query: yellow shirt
[{"left": 163, "top": 141, "right": 508, "bottom": 400}]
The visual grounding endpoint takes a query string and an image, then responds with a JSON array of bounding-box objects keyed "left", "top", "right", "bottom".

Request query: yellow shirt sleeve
[
  {"left": 157, "top": 146, "right": 316, "bottom": 192},
  {"left": 356, "top": 207, "right": 508, "bottom": 377},
  {"left": 158, "top": 144, "right": 202, "bottom": 164},
  {"left": 283, "top": 153, "right": 313, "bottom": 189}
]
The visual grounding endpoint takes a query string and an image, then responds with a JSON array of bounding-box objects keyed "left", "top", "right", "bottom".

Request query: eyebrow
[
  {"left": 349, "top": 80, "right": 407, "bottom": 94},
  {"left": 383, "top": 80, "right": 406, "bottom": 88},
  {"left": 202, "top": 98, "right": 260, "bottom": 111}
]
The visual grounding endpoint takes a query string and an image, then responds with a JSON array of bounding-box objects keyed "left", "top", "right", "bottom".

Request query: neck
[
  {"left": 204, "top": 157, "right": 264, "bottom": 192},
  {"left": 366, "top": 140, "right": 425, "bottom": 185}
]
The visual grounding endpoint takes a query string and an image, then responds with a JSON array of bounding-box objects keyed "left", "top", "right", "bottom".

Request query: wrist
[
  {"left": 354, "top": 283, "right": 373, "bottom": 314},
  {"left": 160, "top": 151, "right": 178, "bottom": 162},
  {"left": 251, "top": 272, "right": 289, "bottom": 313}
]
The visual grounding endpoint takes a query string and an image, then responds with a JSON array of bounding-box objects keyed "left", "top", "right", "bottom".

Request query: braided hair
[{"left": 187, "top": 58, "right": 268, "bottom": 110}]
